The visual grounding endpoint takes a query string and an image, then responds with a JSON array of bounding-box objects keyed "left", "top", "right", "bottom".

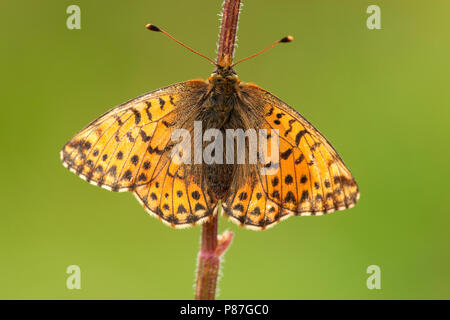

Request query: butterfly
[{"left": 61, "top": 24, "right": 359, "bottom": 231}]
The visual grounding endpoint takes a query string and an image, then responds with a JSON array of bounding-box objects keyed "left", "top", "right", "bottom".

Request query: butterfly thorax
[
  {"left": 204, "top": 67, "right": 241, "bottom": 127},
  {"left": 207, "top": 66, "right": 240, "bottom": 100}
]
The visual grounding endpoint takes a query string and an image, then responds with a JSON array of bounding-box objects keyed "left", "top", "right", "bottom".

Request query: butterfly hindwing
[
  {"left": 222, "top": 169, "right": 289, "bottom": 230},
  {"left": 134, "top": 158, "right": 216, "bottom": 228}
]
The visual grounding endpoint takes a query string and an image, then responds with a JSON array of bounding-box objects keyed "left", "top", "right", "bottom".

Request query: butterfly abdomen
[
  {"left": 199, "top": 96, "right": 239, "bottom": 200},
  {"left": 204, "top": 162, "right": 235, "bottom": 200}
]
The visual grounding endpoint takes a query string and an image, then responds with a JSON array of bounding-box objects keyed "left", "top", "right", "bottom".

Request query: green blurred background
[{"left": 1, "top": 0, "right": 449, "bottom": 299}]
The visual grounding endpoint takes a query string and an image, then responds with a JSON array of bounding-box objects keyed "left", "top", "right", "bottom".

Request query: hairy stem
[
  {"left": 195, "top": 205, "right": 234, "bottom": 300},
  {"left": 216, "top": 0, "right": 241, "bottom": 65}
]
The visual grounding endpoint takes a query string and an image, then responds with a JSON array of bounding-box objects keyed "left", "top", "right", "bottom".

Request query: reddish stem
[
  {"left": 195, "top": 212, "right": 233, "bottom": 300},
  {"left": 216, "top": 0, "right": 241, "bottom": 65},
  {"left": 195, "top": 216, "right": 218, "bottom": 300},
  {"left": 194, "top": 0, "right": 240, "bottom": 301}
]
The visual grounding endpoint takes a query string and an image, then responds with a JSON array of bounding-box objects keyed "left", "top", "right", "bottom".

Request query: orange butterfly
[{"left": 61, "top": 25, "right": 359, "bottom": 231}]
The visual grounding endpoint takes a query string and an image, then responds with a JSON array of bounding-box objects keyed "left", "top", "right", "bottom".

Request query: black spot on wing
[
  {"left": 295, "top": 154, "right": 305, "bottom": 164},
  {"left": 310, "top": 142, "right": 321, "bottom": 152},
  {"left": 122, "top": 170, "right": 132, "bottom": 181},
  {"left": 186, "top": 214, "right": 196, "bottom": 223},
  {"left": 284, "top": 119, "right": 295, "bottom": 137},
  {"left": 191, "top": 191, "right": 201, "bottom": 200},
  {"left": 131, "top": 155, "right": 139, "bottom": 166},
  {"left": 285, "top": 174, "right": 293, "bottom": 185},
  {"left": 115, "top": 116, "right": 123, "bottom": 126},
  {"left": 284, "top": 191, "right": 296, "bottom": 203},
  {"left": 147, "top": 145, "right": 165, "bottom": 155},
  {"left": 144, "top": 101, "right": 152, "bottom": 121},
  {"left": 195, "top": 203, "right": 206, "bottom": 212},
  {"left": 271, "top": 177, "right": 279, "bottom": 187},
  {"left": 280, "top": 148, "right": 293, "bottom": 160},
  {"left": 126, "top": 132, "right": 135, "bottom": 143},
  {"left": 159, "top": 98, "right": 165, "bottom": 110},
  {"left": 177, "top": 204, "right": 187, "bottom": 214},
  {"left": 238, "top": 192, "right": 248, "bottom": 201},
  {"left": 295, "top": 130, "right": 307, "bottom": 146},
  {"left": 131, "top": 108, "right": 141, "bottom": 124},
  {"left": 250, "top": 207, "right": 261, "bottom": 215},
  {"left": 300, "top": 190, "right": 309, "bottom": 203},
  {"left": 140, "top": 130, "right": 151, "bottom": 142},
  {"left": 162, "top": 120, "right": 173, "bottom": 128}
]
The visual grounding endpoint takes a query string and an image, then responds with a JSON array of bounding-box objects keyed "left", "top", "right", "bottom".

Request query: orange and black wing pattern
[
  {"left": 133, "top": 160, "right": 216, "bottom": 228},
  {"left": 222, "top": 169, "right": 291, "bottom": 231},
  {"left": 61, "top": 80, "right": 216, "bottom": 227},
  {"left": 222, "top": 83, "right": 359, "bottom": 230}
]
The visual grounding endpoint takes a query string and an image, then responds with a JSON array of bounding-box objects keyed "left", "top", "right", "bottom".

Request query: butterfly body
[{"left": 61, "top": 61, "right": 359, "bottom": 230}]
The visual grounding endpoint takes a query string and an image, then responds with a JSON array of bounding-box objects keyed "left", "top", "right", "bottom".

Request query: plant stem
[
  {"left": 194, "top": 0, "right": 241, "bottom": 301},
  {"left": 195, "top": 217, "right": 219, "bottom": 300},
  {"left": 195, "top": 206, "right": 233, "bottom": 300},
  {"left": 216, "top": 0, "right": 241, "bottom": 64}
]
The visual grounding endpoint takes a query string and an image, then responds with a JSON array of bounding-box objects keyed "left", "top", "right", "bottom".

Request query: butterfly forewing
[{"left": 61, "top": 80, "right": 207, "bottom": 192}]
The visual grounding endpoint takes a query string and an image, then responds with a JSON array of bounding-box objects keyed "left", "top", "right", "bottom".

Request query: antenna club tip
[
  {"left": 280, "top": 35, "right": 294, "bottom": 43},
  {"left": 146, "top": 24, "right": 161, "bottom": 32}
]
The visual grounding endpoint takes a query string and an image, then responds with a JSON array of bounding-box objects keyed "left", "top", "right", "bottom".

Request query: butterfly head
[{"left": 209, "top": 58, "right": 240, "bottom": 87}]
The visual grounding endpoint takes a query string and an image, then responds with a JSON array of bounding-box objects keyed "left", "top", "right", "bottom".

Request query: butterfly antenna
[
  {"left": 146, "top": 24, "right": 216, "bottom": 65},
  {"left": 231, "top": 35, "right": 294, "bottom": 67}
]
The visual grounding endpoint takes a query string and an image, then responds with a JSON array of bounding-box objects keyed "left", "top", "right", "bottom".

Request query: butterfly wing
[
  {"left": 61, "top": 80, "right": 207, "bottom": 192},
  {"left": 222, "top": 83, "right": 359, "bottom": 230},
  {"left": 133, "top": 160, "right": 217, "bottom": 228},
  {"left": 61, "top": 79, "right": 217, "bottom": 228},
  {"left": 222, "top": 169, "right": 290, "bottom": 230}
]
